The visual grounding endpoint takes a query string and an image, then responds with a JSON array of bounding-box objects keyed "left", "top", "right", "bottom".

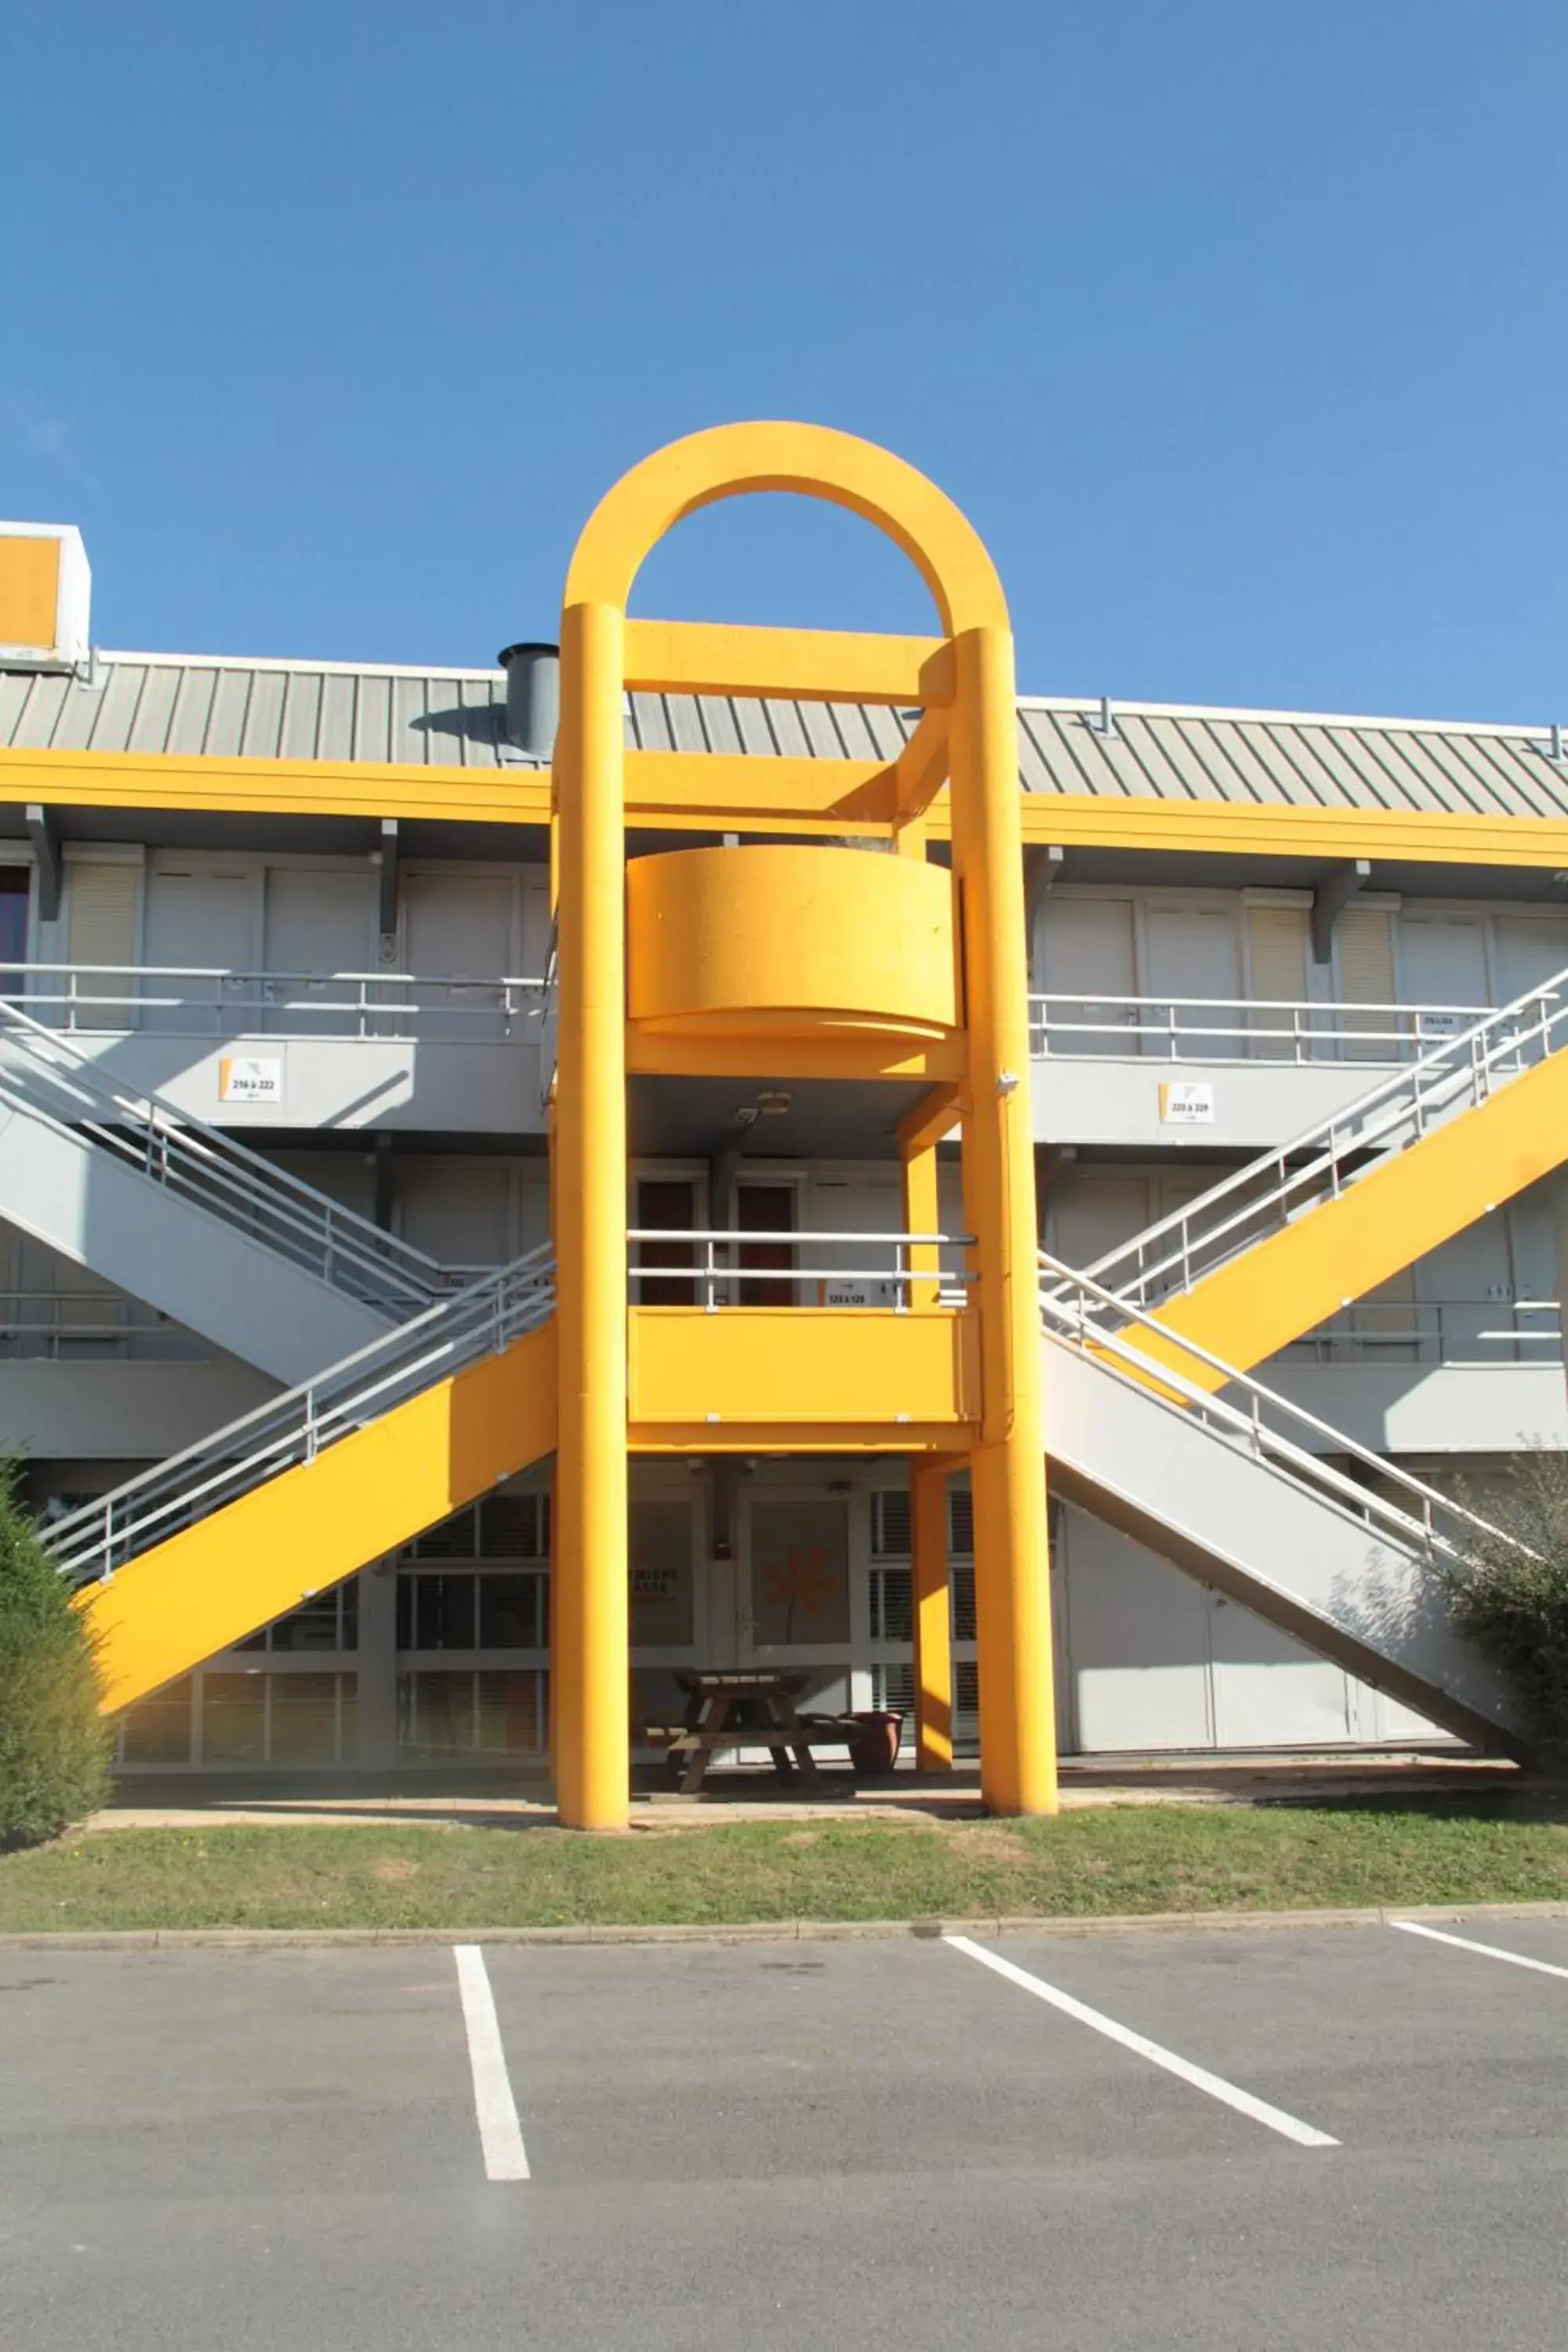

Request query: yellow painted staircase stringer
[
  {"left": 1129, "top": 1047, "right": 1568, "bottom": 1390},
  {"left": 77, "top": 1319, "right": 557, "bottom": 1715}
]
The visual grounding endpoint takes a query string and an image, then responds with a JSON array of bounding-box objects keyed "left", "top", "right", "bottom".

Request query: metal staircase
[
  {"left": 1044, "top": 970, "right": 1568, "bottom": 1383},
  {"left": 52, "top": 1247, "right": 557, "bottom": 1711},
  {"left": 0, "top": 997, "right": 453, "bottom": 1381},
  {"left": 1037, "top": 1252, "right": 1523, "bottom": 1750}
]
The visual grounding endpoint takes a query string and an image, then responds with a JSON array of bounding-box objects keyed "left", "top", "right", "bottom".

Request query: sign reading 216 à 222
[{"left": 218, "top": 1055, "right": 284, "bottom": 1105}]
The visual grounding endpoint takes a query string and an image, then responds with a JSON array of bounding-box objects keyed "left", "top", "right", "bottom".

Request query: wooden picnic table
[{"left": 645, "top": 1669, "right": 848, "bottom": 1795}]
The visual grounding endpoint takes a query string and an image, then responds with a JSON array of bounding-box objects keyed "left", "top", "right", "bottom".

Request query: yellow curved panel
[
  {"left": 627, "top": 844, "right": 959, "bottom": 1040},
  {"left": 565, "top": 421, "right": 1009, "bottom": 635}
]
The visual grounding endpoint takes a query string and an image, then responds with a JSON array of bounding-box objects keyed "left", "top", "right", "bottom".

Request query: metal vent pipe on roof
[{"left": 498, "top": 641, "right": 560, "bottom": 759}]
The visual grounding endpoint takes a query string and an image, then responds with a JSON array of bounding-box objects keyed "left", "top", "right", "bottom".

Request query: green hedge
[
  {"left": 1441, "top": 1449, "right": 1568, "bottom": 1760},
  {"left": 0, "top": 1469, "right": 111, "bottom": 1848}
]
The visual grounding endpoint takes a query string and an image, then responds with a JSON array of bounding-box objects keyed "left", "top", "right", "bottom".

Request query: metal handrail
[
  {"left": 1036, "top": 1250, "right": 1526, "bottom": 1563},
  {"left": 1281, "top": 1298, "right": 1562, "bottom": 1366},
  {"left": 45, "top": 1247, "right": 558, "bottom": 1588},
  {"left": 2, "top": 963, "right": 548, "bottom": 1037},
  {"left": 1029, "top": 992, "right": 1489, "bottom": 1065},
  {"left": 626, "top": 1228, "right": 975, "bottom": 1312},
  {"left": 0, "top": 996, "right": 449, "bottom": 1313},
  {"left": 1056, "top": 969, "right": 1568, "bottom": 1312}
]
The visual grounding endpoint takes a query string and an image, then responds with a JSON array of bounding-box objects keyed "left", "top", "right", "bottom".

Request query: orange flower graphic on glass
[{"left": 762, "top": 1542, "right": 837, "bottom": 1643}]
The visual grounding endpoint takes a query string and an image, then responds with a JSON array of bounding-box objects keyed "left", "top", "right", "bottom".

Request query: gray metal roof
[{"left": 5, "top": 650, "right": 1568, "bottom": 821}]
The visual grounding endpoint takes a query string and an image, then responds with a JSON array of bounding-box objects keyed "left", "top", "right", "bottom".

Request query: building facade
[{"left": 1, "top": 433, "right": 1565, "bottom": 1823}]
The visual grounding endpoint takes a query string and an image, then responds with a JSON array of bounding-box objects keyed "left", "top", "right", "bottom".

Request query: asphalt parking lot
[{"left": 4, "top": 1917, "right": 1568, "bottom": 2350}]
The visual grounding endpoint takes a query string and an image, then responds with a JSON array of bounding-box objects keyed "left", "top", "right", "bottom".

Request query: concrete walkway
[{"left": 90, "top": 1750, "right": 1521, "bottom": 1833}]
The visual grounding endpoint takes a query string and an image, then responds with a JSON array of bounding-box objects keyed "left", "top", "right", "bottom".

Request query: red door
[{"left": 735, "top": 1182, "right": 796, "bottom": 1307}]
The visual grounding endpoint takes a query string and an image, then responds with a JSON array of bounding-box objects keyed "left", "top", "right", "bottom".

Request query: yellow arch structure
[{"left": 553, "top": 422, "right": 1055, "bottom": 1828}]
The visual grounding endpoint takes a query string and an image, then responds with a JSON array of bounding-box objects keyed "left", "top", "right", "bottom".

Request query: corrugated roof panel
[
  {"left": 760, "top": 698, "right": 810, "bottom": 758},
  {"left": 206, "top": 669, "right": 255, "bottom": 757},
  {"left": 314, "top": 673, "right": 358, "bottom": 764},
  {"left": 89, "top": 665, "right": 149, "bottom": 755},
  {"left": 388, "top": 674, "right": 430, "bottom": 764},
  {"left": 277, "top": 670, "right": 321, "bottom": 762},
  {"left": 126, "top": 662, "right": 180, "bottom": 753},
  {"left": 45, "top": 673, "right": 107, "bottom": 753},
  {"left": 1120, "top": 715, "right": 1227, "bottom": 803},
  {"left": 165, "top": 663, "right": 218, "bottom": 755},
  {"left": 1367, "top": 726, "right": 1481, "bottom": 815},
  {"left": 236, "top": 669, "right": 283, "bottom": 761}
]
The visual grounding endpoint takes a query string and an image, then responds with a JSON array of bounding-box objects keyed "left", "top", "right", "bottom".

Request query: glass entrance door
[{"left": 736, "top": 1493, "right": 855, "bottom": 1721}]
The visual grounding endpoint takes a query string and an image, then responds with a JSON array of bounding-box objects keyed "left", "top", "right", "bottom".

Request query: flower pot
[{"left": 848, "top": 1710, "right": 904, "bottom": 1774}]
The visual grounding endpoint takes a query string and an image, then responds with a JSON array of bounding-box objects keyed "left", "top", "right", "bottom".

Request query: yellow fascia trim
[
  {"left": 625, "top": 619, "right": 953, "bottom": 708},
  {"left": 624, "top": 748, "right": 899, "bottom": 828},
  {"left": 78, "top": 1322, "right": 557, "bottom": 1714},
  {"left": 627, "top": 1305, "right": 978, "bottom": 1432},
  {"left": 1133, "top": 1049, "right": 1568, "bottom": 1389},
  {"left": 1014, "top": 792, "right": 1568, "bottom": 871},
  {"left": 0, "top": 746, "right": 554, "bottom": 828}
]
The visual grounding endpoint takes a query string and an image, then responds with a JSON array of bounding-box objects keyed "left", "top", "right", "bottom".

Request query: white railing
[
  {"left": 1029, "top": 993, "right": 1489, "bottom": 1065},
  {"left": 1055, "top": 970, "right": 1568, "bottom": 1315},
  {"left": 1036, "top": 1252, "right": 1524, "bottom": 1564},
  {"left": 2, "top": 963, "right": 547, "bottom": 1039},
  {"left": 45, "top": 1247, "right": 558, "bottom": 1588},
  {"left": 0, "top": 1290, "right": 212, "bottom": 1361},
  {"left": 0, "top": 996, "right": 449, "bottom": 1314},
  {"left": 1281, "top": 1300, "right": 1562, "bottom": 1368},
  {"left": 626, "top": 1229, "right": 974, "bottom": 1311}
]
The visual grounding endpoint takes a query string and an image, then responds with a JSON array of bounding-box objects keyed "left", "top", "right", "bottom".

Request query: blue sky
[{"left": 4, "top": 2, "right": 1566, "bottom": 718}]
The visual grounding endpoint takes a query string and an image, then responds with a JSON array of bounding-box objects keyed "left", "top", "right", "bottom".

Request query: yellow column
[
  {"left": 553, "top": 598, "right": 630, "bottom": 1831},
  {"left": 910, "top": 1460, "right": 953, "bottom": 1773},
  {"left": 948, "top": 625, "right": 1058, "bottom": 1816},
  {"left": 901, "top": 1131, "right": 941, "bottom": 1312}
]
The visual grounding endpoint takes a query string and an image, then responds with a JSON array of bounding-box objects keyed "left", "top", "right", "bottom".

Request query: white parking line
[
  {"left": 453, "top": 1944, "right": 531, "bottom": 2181},
  {"left": 945, "top": 1935, "right": 1338, "bottom": 2150},
  {"left": 1391, "top": 1919, "right": 1568, "bottom": 1980}
]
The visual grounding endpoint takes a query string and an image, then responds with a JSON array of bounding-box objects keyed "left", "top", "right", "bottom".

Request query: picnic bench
[{"left": 643, "top": 1669, "right": 861, "bottom": 1795}]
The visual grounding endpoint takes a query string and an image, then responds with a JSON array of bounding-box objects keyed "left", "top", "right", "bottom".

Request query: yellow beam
[
  {"left": 1014, "top": 792, "right": 1568, "bottom": 872},
  {"left": 1131, "top": 1047, "right": 1568, "bottom": 1388},
  {"left": 897, "top": 1083, "right": 963, "bottom": 1156},
  {"left": 0, "top": 746, "right": 554, "bottom": 828},
  {"left": 77, "top": 1321, "right": 557, "bottom": 1715},
  {"left": 624, "top": 748, "right": 899, "bottom": 827},
  {"left": 892, "top": 706, "right": 950, "bottom": 819},
  {"left": 624, "top": 618, "right": 953, "bottom": 707},
  {"left": 627, "top": 1305, "right": 978, "bottom": 1431},
  {"left": 630, "top": 1422, "right": 971, "bottom": 1454}
]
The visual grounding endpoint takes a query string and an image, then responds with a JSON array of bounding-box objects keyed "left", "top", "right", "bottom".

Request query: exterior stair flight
[
  {"left": 48, "top": 1247, "right": 557, "bottom": 1712},
  {"left": 1047, "top": 969, "right": 1568, "bottom": 1388},
  {"left": 1037, "top": 1252, "right": 1524, "bottom": 1751},
  {"left": 0, "top": 996, "right": 453, "bottom": 1382}
]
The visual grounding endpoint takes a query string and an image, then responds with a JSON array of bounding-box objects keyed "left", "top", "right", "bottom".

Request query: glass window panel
[
  {"left": 339, "top": 1579, "right": 358, "bottom": 1652},
  {"left": 871, "top": 1490, "right": 911, "bottom": 1557},
  {"left": 396, "top": 1576, "right": 412, "bottom": 1651},
  {"left": 951, "top": 1563, "right": 977, "bottom": 1643},
  {"left": 338, "top": 1675, "right": 358, "bottom": 1762},
  {"left": 201, "top": 1671, "right": 267, "bottom": 1762},
  {"left": 478, "top": 1572, "right": 541, "bottom": 1650},
  {"left": 269, "top": 1591, "right": 343, "bottom": 1652},
  {"left": 477, "top": 1494, "right": 543, "bottom": 1559},
  {"left": 476, "top": 1671, "right": 543, "bottom": 1754},
  {"left": 629, "top": 1500, "right": 695, "bottom": 1648},
  {"left": 872, "top": 1565, "right": 913, "bottom": 1642},
  {"left": 414, "top": 1573, "right": 475, "bottom": 1651},
  {"left": 269, "top": 1673, "right": 339, "bottom": 1765},
  {"left": 409, "top": 1508, "right": 477, "bottom": 1560},
  {"left": 403, "top": 1670, "right": 475, "bottom": 1754},
  {"left": 750, "top": 1499, "right": 851, "bottom": 1646},
  {"left": 120, "top": 1679, "right": 193, "bottom": 1765},
  {"left": 949, "top": 1489, "right": 974, "bottom": 1557}
]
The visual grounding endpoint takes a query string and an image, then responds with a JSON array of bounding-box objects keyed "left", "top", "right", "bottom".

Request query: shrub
[
  {"left": 1438, "top": 1449, "right": 1568, "bottom": 1759},
  {"left": 0, "top": 1468, "right": 111, "bottom": 1848}
]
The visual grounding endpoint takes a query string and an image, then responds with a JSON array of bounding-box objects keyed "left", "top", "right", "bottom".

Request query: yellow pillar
[
  {"left": 949, "top": 624, "right": 1058, "bottom": 1817},
  {"left": 552, "top": 598, "right": 630, "bottom": 1831},
  {"left": 901, "top": 1131, "right": 941, "bottom": 1312},
  {"left": 910, "top": 1460, "right": 953, "bottom": 1773}
]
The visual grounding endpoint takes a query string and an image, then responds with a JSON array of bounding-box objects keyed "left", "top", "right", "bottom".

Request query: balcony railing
[
  {"left": 626, "top": 1229, "right": 974, "bottom": 1311},
  {"left": 1029, "top": 993, "right": 1492, "bottom": 1065},
  {"left": 0, "top": 964, "right": 549, "bottom": 1040},
  {"left": 1279, "top": 1300, "right": 1563, "bottom": 1368}
]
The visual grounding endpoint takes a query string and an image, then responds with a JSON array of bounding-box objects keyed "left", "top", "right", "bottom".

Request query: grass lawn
[{"left": 5, "top": 1799, "right": 1568, "bottom": 1932}]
